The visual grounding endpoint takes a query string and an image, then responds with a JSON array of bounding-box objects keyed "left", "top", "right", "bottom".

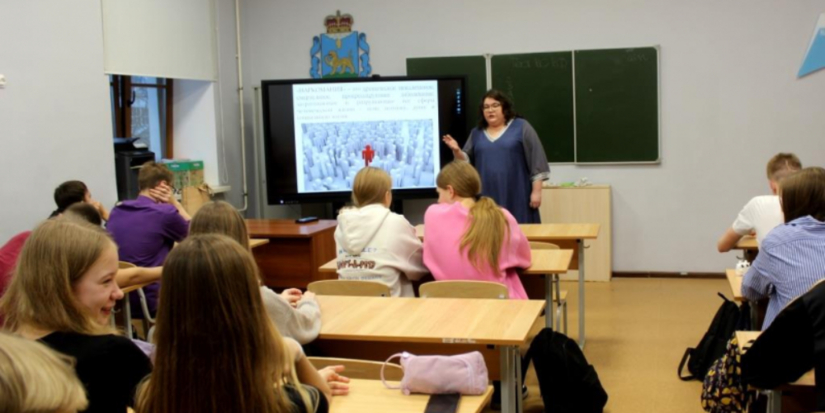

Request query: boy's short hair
[
  {"left": 53, "top": 181, "right": 88, "bottom": 213},
  {"left": 138, "top": 162, "right": 174, "bottom": 191},
  {"left": 63, "top": 202, "right": 103, "bottom": 227},
  {"left": 766, "top": 153, "right": 802, "bottom": 182}
]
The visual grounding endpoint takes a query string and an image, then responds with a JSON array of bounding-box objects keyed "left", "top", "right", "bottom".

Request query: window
[{"left": 110, "top": 75, "right": 174, "bottom": 159}]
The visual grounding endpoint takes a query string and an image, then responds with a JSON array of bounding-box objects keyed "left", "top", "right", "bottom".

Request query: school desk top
[
  {"left": 415, "top": 223, "right": 600, "bottom": 241},
  {"left": 736, "top": 331, "right": 814, "bottom": 387},
  {"left": 249, "top": 238, "right": 269, "bottom": 248},
  {"left": 735, "top": 235, "right": 758, "bottom": 250},
  {"left": 318, "top": 249, "right": 573, "bottom": 276},
  {"left": 246, "top": 219, "right": 337, "bottom": 238},
  {"left": 330, "top": 379, "right": 493, "bottom": 413},
  {"left": 726, "top": 269, "right": 745, "bottom": 302},
  {"left": 317, "top": 295, "right": 544, "bottom": 346}
]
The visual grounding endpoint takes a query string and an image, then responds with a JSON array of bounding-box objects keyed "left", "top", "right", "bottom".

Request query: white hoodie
[{"left": 334, "top": 204, "right": 428, "bottom": 297}]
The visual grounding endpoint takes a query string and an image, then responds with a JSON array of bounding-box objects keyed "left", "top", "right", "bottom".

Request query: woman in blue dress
[{"left": 442, "top": 90, "right": 550, "bottom": 223}]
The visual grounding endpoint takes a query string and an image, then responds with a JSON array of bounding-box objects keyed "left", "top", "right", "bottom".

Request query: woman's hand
[
  {"left": 318, "top": 365, "right": 351, "bottom": 396},
  {"left": 530, "top": 190, "right": 542, "bottom": 209},
  {"left": 442, "top": 135, "right": 460, "bottom": 153}
]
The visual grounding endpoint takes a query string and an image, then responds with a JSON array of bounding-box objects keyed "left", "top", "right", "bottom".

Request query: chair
[
  {"left": 308, "top": 357, "right": 404, "bottom": 381},
  {"left": 117, "top": 261, "right": 155, "bottom": 340},
  {"left": 528, "top": 242, "right": 569, "bottom": 334},
  {"left": 419, "top": 280, "right": 508, "bottom": 299},
  {"left": 307, "top": 280, "right": 391, "bottom": 297}
]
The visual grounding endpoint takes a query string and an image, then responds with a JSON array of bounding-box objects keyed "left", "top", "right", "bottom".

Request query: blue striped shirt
[{"left": 743, "top": 215, "right": 825, "bottom": 330}]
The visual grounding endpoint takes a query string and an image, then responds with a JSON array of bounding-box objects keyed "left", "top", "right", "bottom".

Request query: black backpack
[
  {"left": 678, "top": 293, "right": 750, "bottom": 381},
  {"left": 524, "top": 328, "right": 608, "bottom": 413}
]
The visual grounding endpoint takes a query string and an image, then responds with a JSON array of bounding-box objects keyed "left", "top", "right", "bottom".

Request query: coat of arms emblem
[{"left": 310, "top": 11, "right": 372, "bottom": 78}]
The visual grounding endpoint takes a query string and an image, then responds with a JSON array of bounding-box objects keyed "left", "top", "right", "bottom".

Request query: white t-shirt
[{"left": 731, "top": 195, "right": 784, "bottom": 246}]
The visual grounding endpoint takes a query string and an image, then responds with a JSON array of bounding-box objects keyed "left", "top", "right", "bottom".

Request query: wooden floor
[{"left": 495, "top": 278, "right": 727, "bottom": 413}]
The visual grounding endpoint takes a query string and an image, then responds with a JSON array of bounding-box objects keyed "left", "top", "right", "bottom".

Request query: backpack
[
  {"left": 679, "top": 293, "right": 750, "bottom": 381},
  {"left": 524, "top": 328, "right": 608, "bottom": 413},
  {"left": 701, "top": 336, "right": 754, "bottom": 412}
]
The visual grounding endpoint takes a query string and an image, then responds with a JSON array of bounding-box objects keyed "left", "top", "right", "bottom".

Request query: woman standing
[{"left": 443, "top": 90, "right": 550, "bottom": 223}]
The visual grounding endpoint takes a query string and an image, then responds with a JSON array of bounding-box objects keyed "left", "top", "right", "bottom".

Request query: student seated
[
  {"left": 423, "top": 161, "right": 531, "bottom": 299},
  {"left": 0, "top": 219, "right": 152, "bottom": 413},
  {"left": 741, "top": 279, "right": 825, "bottom": 410},
  {"left": 107, "top": 162, "right": 190, "bottom": 315},
  {"left": 134, "top": 234, "right": 331, "bottom": 413},
  {"left": 0, "top": 332, "right": 89, "bottom": 413},
  {"left": 742, "top": 167, "right": 825, "bottom": 330},
  {"left": 718, "top": 153, "right": 802, "bottom": 252},
  {"left": 49, "top": 180, "right": 110, "bottom": 221},
  {"left": 335, "top": 167, "right": 428, "bottom": 297},
  {"left": 189, "top": 201, "right": 322, "bottom": 344}
]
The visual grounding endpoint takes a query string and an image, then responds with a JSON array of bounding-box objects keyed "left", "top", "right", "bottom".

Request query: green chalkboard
[
  {"left": 406, "top": 56, "right": 487, "bottom": 134},
  {"left": 574, "top": 47, "right": 659, "bottom": 163},
  {"left": 491, "top": 52, "right": 574, "bottom": 163}
]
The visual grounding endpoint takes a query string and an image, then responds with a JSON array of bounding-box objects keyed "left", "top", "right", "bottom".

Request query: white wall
[
  {"left": 0, "top": 1, "right": 117, "bottom": 242},
  {"left": 173, "top": 80, "right": 221, "bottom": 186},
  {"left": 239, "top": 0, "right": 825, "bottom": 273}
]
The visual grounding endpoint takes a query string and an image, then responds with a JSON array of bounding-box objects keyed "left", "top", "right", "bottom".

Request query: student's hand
[
  {"left": 280, "top": 288, "right": 303, "bottom": 307},
  {"left": 88, "top": 199, "right": 110, "bottom": 221},
  {"left": 318, "top": 365, "right": 350, "bottom": 396},
  {"left": 442, "top": 135, "right": 460, "bottom": 153},
  {"left": 299, "top": 291, "right": 316, "bottom": 303},
  {"left": 148, "top": 183, "right": 174, "bottom": 204}
]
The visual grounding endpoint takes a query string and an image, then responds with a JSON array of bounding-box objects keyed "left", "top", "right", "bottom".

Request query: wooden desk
[
  {"left": 331, "top": 379, "right": 493, "bottom": 413},
  {"left": 317, "top": 296, "right": 544, "bottom": 413},
  {"left": 734, "top": 235, "right": 759, "bottom": 261},
  {"left": 319, "top": 249, "right": 572, "bottom": 332},
  {"left": 246, "top": 219, "right": 337, "bottom": 289},
  {"left": 726, "top": 269, "right": 745, "bottom": 302},
  {"left": 416, "top": 223, "right": 599, "bottom": 348},
  {"left": 249, "top": 238, "right": 269, "bottom": 249},
  {"left": 736, "top": 331, "right": 814, "bottom": 413}
]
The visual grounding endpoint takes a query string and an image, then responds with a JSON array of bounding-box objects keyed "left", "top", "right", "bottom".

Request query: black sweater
[{"left": 741, "top": 280, "right": 825, "bottom": 409}]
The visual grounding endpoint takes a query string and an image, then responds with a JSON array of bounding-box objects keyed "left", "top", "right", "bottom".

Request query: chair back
[
  {"left": 308, "top": 357, "right": 404, "bottom": 381},
  {"left": 419, "top": 281, "right": 508, "bottom": 299},
  {"left": 307, "top": 280, "right": 391, "bottom": 297},
  {"left": 529, "top": 241, "right": 560, "bottom": 250}
]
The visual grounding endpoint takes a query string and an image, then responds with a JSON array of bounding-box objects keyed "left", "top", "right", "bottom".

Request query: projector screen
[{"left": 261, "top": 77, "right": 467, "bottom": 204}]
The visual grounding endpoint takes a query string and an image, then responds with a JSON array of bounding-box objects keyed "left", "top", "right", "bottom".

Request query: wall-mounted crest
[{"left": 310, "top": 11, "right": 372, "bottom": 78}]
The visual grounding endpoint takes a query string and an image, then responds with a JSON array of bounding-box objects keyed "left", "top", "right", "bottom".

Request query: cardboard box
[{"left": 163, "top": 160, "right": 204, "bottom": 191}]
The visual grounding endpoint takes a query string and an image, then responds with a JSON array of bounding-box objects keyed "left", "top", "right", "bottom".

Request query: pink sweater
[{"left": 423, "top": 203, "right": 532, "bottom": 299}]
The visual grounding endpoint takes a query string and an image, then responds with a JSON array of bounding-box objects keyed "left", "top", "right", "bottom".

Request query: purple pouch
[{"left": 381, "top": 351, "right": 489, "bottom": 395}]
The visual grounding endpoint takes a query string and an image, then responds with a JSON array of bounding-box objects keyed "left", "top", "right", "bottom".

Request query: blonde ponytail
[{"left": 437, "top": 161, "right": 510, "bottom": 271}]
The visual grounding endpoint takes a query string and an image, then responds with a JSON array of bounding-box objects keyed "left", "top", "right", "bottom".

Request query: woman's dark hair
[
  {"left": 50, "top": 181, "right": 88, "bottom": 217},
  {"left": 780, "top": 167, "right": 825, "bottom": 223},
  {"left": 477, "top": 89, "right": 519, "bottom": 130}
]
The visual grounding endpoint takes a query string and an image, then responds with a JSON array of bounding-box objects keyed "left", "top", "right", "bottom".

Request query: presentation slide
[{"left": 292, "top": 80, "right": 440, "bottom": 194}]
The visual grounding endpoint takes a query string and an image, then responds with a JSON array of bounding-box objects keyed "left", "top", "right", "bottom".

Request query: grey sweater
[{"left": 260, "top": 287, "right": 321, "bottom": 344}]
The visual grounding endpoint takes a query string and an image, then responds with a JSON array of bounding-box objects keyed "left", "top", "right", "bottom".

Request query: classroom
[{"left": 2, "top": 1, "right": 825, "bottom": 412}]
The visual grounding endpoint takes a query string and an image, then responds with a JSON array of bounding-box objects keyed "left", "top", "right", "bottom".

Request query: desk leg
[
  {"left": 500, "top": 346, "right": 519, "bottom": 413},
  {"left": 545, "top": 274, "right": 553, "bottom": 329},
  {"left": 766, "top": 390, "right": 782, "bottom": 413},
  {"left": 514, "top": 348, "right": 523, "bottom": 413},
  {"left": 578, "top": 240, "right": 586, "bottom": 348}
]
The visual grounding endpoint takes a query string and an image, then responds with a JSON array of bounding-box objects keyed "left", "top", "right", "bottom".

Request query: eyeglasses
[{"left": 483, "top": 103, "right": 502, "bottom": 111}]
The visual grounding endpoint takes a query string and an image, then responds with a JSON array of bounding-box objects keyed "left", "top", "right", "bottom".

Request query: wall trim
[{"left": 613, "top": 271, "right": 725, "bottom": 279}]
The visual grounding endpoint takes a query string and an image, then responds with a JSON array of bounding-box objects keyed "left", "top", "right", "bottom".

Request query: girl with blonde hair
[
  {"left": 335, "top": 167, "right": 428, "bottom": 297},
  {"left": 189, "top": 201, "right": 322, "bottom": 344},
  {"left": 135, "top": 234, "right": 330, "bottom": 413},
  {"left": 423, "top": 161, "right": 531, "bottom": 299},
  {"left": 0, "top": 331, "right": 88, "bottom": 413},
  {"left": 0, "top": 219, "right": 152, "bottom": 413}
]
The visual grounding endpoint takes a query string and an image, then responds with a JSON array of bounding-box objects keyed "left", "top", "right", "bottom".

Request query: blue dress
[{"left": 463, "top": 118, "right": 550, "bottom": 224}]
